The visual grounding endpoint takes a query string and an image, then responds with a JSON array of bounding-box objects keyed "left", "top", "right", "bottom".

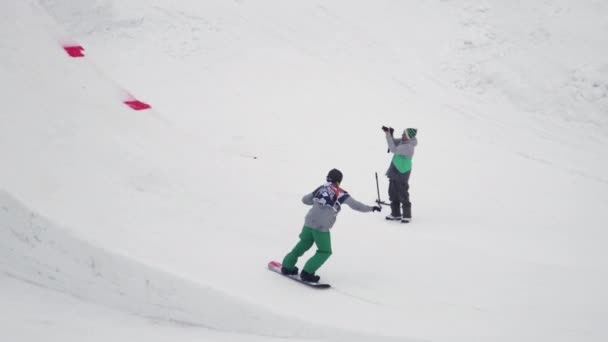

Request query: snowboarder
[
  {"left": 382, "top": 126, "right": 418, "bottom": 223},
  {"left": 281, "top": 168, "right": 382, "bottom": 283}
]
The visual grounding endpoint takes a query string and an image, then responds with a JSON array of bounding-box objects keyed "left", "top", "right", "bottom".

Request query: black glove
[
  {"left": 382, "top": 126, "right": 394, "bottom": 135},
  {"left": 372, "top": 206, "right": 382, "bottom": 212}
]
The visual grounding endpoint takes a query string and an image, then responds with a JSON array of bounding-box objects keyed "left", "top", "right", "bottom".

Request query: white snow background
[{"left": 1, "top": 1, "right": 608, "bottom": 341}]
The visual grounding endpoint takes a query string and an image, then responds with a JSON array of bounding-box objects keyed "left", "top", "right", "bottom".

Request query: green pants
[{"left": 282, "top": 226, "right": 332, "bottom": 274}]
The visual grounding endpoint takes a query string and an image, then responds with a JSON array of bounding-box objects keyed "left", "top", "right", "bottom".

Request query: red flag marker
[
  {"left": 124, "top": 100, "right": 151, "bottom": 110},
  {"left": 63, "top": 45, "right": 85, "bottom": 57}
]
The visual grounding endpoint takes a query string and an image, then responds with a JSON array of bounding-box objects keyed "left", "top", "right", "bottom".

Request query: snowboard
[{"left": 267, "top": 261, "right": 331, "bottom": 289}]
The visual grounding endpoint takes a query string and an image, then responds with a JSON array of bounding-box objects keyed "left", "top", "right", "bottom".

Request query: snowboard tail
[{"left": 267, "top": 261, "right": 330, "bottom": 289}]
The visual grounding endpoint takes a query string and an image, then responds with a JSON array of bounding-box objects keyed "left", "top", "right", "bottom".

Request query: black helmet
[{"left": 326, "top": 168, "right": 343, "bottom": 184}]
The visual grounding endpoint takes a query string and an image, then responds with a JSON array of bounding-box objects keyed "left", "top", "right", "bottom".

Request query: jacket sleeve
[
  {"left": 302, "top": 193, "right": 314, "bottom": 205},
  {"left": 343, "top": 196, "right": 373, "bottom": 213},
  {"left": 385, "top": 133, "right": 398, "bottom": 153}
]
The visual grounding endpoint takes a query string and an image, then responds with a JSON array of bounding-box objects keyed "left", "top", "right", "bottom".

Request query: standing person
[
  {"left": 281, "top": 168, "right": 382, "bottom": 283},
  {"left": 382, "top": 126, "right": 418, "bottom": 223}
]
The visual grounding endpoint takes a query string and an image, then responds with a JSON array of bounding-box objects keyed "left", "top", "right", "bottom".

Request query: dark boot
[
  {"left": 387, "top": 201, "right": 401, "bottom": 219},
  {"left": 402, "top": 203, "right": 411, "bottom": 219},
  {"left": 281, "top": 266, "right": 299, "bottom": 275},
  {"left": 300, "top": 270, "right": 320, "bottom": 283}
]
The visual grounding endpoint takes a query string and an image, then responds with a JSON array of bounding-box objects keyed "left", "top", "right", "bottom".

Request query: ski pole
[
  {"left": 375, "top": 172, "right": 381, "bottom": 203},
  {"left": 375, "top": 172, "right": 389, "bottom": 206}
]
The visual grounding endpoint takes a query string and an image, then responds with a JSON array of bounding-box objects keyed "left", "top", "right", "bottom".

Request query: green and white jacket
[{"left": 385, "top": 134, "right": 418, "bottom": 182}]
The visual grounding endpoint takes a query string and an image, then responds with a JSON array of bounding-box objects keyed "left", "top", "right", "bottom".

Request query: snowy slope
[
  {"left": 1, "top": 0, "right": 608, "bottom": 341},
  {"left": 0, "top": 190, "right": 411, "bottom": 342}
]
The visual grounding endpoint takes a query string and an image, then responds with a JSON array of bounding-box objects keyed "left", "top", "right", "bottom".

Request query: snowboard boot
[
  {"left": 281, "top": 266, "right": 299, "bottom": 276},
  {"left": 300, "top": 270, "right": 320, "bottom": 283},
  {"left": 386, "top": 201, "right": 401, "bottom": 221},
  {"left": 401, "top": 204, "right": 411, "bottom": 223}
]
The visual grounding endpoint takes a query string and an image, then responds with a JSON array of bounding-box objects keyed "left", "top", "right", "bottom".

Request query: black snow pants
[{"left": 388, "top": 171, "right": 411, "bottom": 218}]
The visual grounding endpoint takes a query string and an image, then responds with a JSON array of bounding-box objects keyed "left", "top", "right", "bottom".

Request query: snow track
[{"left": 0, "top": 190, "right": 414, "bottom": 342}]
